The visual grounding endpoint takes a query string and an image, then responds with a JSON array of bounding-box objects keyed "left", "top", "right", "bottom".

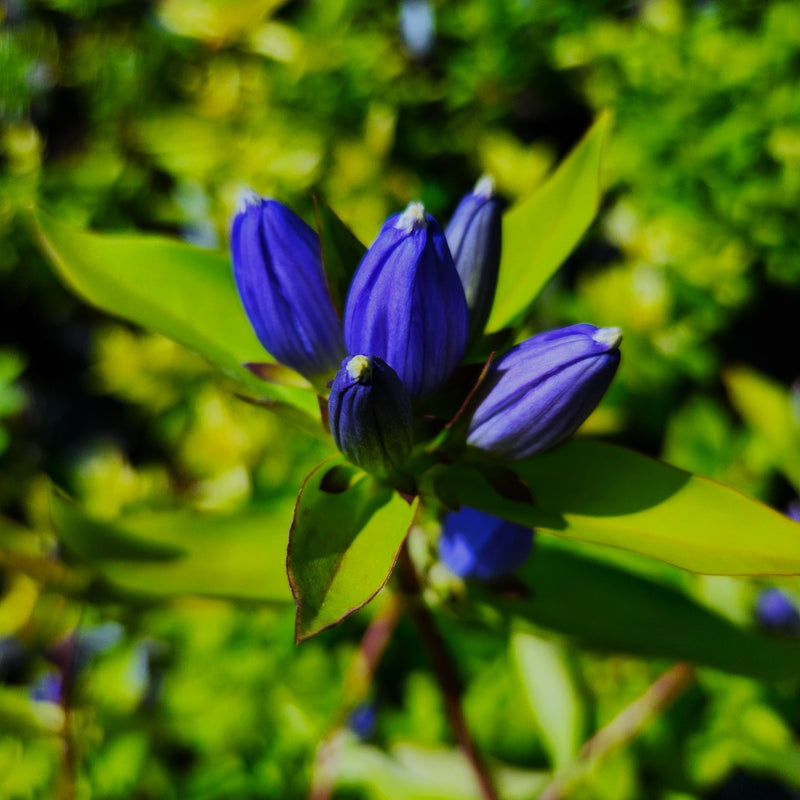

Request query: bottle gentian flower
[
  {"left": 344, "top": 202, "right": 469, "bottom": 398},
  {"left": 231, "top": 195, "right": 345, "bottom": 382},
  {"left": 328, "top": 355, "right": 413, "bottom": 477},
  {"left": 445, "top": 176, "right": 501, "bottom": 343},
  {"left": 467, "top": 323, "right": 622, "bottom": 461},
  {"left": 439, "top": 507, "right": 533, "bottom": 581},
  {"left": 755, "top": 588, "right": 800, "bottom": 635}
]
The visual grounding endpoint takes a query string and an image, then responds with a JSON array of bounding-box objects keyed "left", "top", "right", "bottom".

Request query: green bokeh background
[{"left": 2, "top": 0, "right": 800, "bottom": 797}]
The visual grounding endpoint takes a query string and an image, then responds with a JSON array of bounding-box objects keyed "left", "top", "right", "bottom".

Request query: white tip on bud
[
  {"left": 346, "top": 355, "right": 372, "bottom": 383},
  {"left": 238, "top": 188, "right": 263, "bottom": 213},
  {"left": 592, "top": 326, "right": 623, "bottom": 350},
  {"left": 473, "top": 175, "right": 495, "bottom": 199},
  {"left": 395, "top": 201, "right": 427, "bottom": 233}
]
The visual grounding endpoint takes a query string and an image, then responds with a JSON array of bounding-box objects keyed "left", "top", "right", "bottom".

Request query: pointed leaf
[
  {"left": 488, "top": 112, "right": 611, "bottom": 331},
  {"left": 426, "top": 442, "right": 800, "bottom": 576},
  {"left": 51, "top": 492, "right": 294, "bottom": 603},
  {"left": 472, "top": 536, "right": 800, "bottom": 681},
  {"left": 510, "top": 623, "right": 584, "bottom": 768},
  {"left": 289, "top": 460, "right": 417, "bottom": 641},
  {"left": 313, "top": 197, "right": 367, "bottom": 316},
  {"left": 32, "top": 210, "right": 321, "bottom": 423}
]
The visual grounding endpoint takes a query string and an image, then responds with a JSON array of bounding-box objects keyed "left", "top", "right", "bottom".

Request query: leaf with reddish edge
[
  {"left": 289, "top": 459, "right": 418, "bottom": 642},
  {"left": 424, "top": 441, "right": 800, "bottom": 576}
]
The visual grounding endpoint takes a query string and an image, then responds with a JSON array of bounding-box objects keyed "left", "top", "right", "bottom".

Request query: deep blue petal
[
  {"left": 231, "top": 196, "right": 345, "bottom": 381},
  {"left": 445, "top": 177, "right": 502, "bottom": 342},
  {"left": 328, "top": 355, "right": 413, "bottom": 476},
  {"left": 467, "top": 323, "right": 621, "bottom": 460},
  {"left": 344, "top": 204, "right": 468, "bottom": 397},
  {"left": 439, "top": 507, "right": 533, "bottom": 581}
]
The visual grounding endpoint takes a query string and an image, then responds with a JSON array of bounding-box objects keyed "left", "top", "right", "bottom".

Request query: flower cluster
[{"left": 230, "top": 178, "right": 621, "bottom": 580}]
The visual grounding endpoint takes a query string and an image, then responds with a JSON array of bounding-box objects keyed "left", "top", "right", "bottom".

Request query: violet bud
[
  {"left": 467, "top": 323, "right": 621, "bottom": 461},
  {"left": 786, "top": 498, "right": 800, "bottom": 523},
  {"left": 328, "top": 355, "right": 413, "bottom": 477},
  {"left": 445, "top": 176, "right": 502, "bottom": 342},
  {"left": 756, "top": 588, "right": 800, "bottom": 635},
  {"left": 439, "top": 507, "right": 533, "bottom": 581},
  {"left": 344, "top": 202, "right": 469, "bottom": 398},
  {"left": 231, "top": 195, "right": 345, "bottom": 382}
]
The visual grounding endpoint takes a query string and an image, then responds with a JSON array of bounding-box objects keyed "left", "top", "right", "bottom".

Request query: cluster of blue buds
[{"left": 231, "top": 177, "right": 621, "bottom": 580}]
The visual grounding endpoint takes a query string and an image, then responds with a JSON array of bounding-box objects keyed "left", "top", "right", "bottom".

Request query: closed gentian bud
[
  {"left": 231, "top": 195, "right": 345, "bottom": 382},
  {"left": 467, "top": 323, "right": 622, "bottom": 461},
  {"left": 344, "top": 202, "right": 469, "bottom": 398},
  {"left": 756, "top": 588, "right": 800, "bottom": 635},
  {"left": 439, "top": 507, "right": 533, "bottom": 581},
  {"left": 328, "top": 355, "right": 413, "bottom": 477},
  {"left": 445, "top": 176, "right": 502, "bottom": 342}
]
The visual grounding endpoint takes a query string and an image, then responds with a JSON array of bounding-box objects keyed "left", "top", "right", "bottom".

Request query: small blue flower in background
[
  {"left": 755, "top": 588, "right": 800, "bottom": 636},
  {"left": 399, "top": 0, "right": 436, "bottom": 60},
  {"left": 439, "top": 506, "right": 534, "bottom": 581},
  {"left": 30, "top": 671, "right": 62, "bottom": 704},
  {"left": 328, "top": 355, "right": 413, "bottom": 477},
  {"left": 445, "top": 176, "right": 502, "bottom": 344},
  {"left": 231, "top": 195, "right": 345, "bottom": 383},
  {"left": 786, "top": 498, "right": 800, "bottom": 523},
  {"left": 344, "top": 202, "right": 469, "bottom": 398},
  {"left": 348, "top": 701, "right": 378, "bottom": 740},
  {"left": 467, "top": 323, "right": 622, "bottom": 461}
]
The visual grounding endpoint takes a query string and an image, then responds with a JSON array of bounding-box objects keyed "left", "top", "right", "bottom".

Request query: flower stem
[{"left": 398, "top": 543, "right": 501, "bottom": 800}]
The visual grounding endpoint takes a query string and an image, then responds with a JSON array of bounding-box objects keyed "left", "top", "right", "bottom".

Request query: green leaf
[
  {"left": 510, "top": 623, "right": 584, "bottom": 768},
  {"left": 426, "top": 442, "right": 800, "bottom": 576},
  {"left": 724, "top": 365, "right": 800, "bottom": 488},
  {"left": 32, "top": 210, "right": 321, "bottom": 424},
  {"left": 288, "top": 460, "right": 417, "bottom": 642},
  {"left": 472, "top": 536, "right": 800, "bottom": 681},
  {"left": 50, "top": 492, "right": 294, "bottom": 603},
  {"left": 314, "top": 196, "right": 367, "bottom": 316},
  {"left": 488, "top": 112, "right": 611, "bottom": 332}
]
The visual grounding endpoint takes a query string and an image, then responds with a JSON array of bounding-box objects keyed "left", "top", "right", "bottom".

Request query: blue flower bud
[
  {"left": 231, "top": 195, "right": 345, "bottom": 382},
  {"left": 439, "top": 507, "right": 533, "bottom": 581},
  {"left": 328, "top": 355, "right": 413, "bottom": 477},
  {"left": 787, "top": 498, "right": 800, "bottom": 523},
  {"left": 445, "top": 176, "right": 502, "bottom": 342},
  {"left": 755, "top": 588, "right": 800, "bottom": 635},
  {"left": 467, "top": 323, "right": 621, "bottom": 461},
  {"left": 344, "top": 202, "right": 469, "bottom": 398}
]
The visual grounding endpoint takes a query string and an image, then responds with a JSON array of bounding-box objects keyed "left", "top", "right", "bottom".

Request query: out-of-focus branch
[{"left": 538, "top": 662, "right": 696, "bottom": 800}]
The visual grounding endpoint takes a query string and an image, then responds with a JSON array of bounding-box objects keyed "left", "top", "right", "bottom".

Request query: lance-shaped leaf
[
  {"left": 313, "top": 196, "right": 367, "bottom": 317},
  {"left": 32, "top": 210, "right": 321, "bottom": 425},
  {"left": 488, "top": 112, "right": 611, "bottom": 332},
  {"left": 51, "top": 491, "right": 294, "bottom": 603},
  {"left": 469, "top": 536, "right": 800, "bottom": 681},
  {"left": 426, "top": 441, "right": 800, "bottom": 576},
  {"left": 289, "top": 460, "right": 418, "bottom": 642}
]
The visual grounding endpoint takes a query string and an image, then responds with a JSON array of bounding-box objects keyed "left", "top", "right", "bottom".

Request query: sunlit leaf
[
  {"left": 510, "top": 624, "right": 584, "bottom": 768},
  {"left": 471, "top": 536, "right": 800, "bottom": 681},
  {"left": 724, "top": 365, "right": 800, "bottom": 489},
  {"left": 51, "top": 492, "right": 294, "bottom": 603},
  {"left": 288, "top": 460, "right": 417, "bottom": 642},
  {"left": 32, "top": 210, "right": 322, "bottom": 426},
  {"left": 488, "top": 112, "right": 611, "bottom": 332},
  {"left": 426, "top": 441, "right": 800, "bottom": 576}
]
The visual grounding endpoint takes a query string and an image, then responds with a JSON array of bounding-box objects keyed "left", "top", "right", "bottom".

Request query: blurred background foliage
[{"left": 2, "top": 0, "right": 800, "bottom": 797}]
